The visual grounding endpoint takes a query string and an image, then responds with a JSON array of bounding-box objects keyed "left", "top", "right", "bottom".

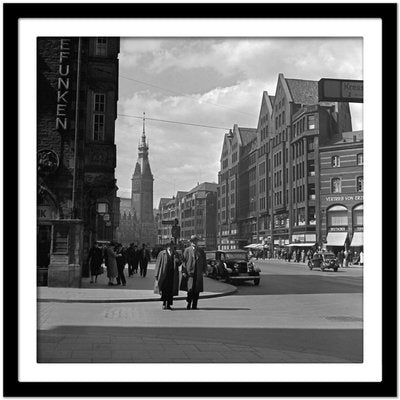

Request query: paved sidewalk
[{"left": 37, "top": 264, "right": 236, "bottom": 303}]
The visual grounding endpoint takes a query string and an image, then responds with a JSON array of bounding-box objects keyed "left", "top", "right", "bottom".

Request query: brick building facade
[
  {"left": 37, "top": 37, "right": 120, "bottom": 287},
  {"left": 217, "top": 73, "right": 354, "bottom": 251},
  {"left": 319, "top": 131, "right": 363, "bottom": 251}
]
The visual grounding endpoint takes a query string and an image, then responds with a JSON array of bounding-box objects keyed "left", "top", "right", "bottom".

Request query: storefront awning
[
  {"left": 326, "top": 232, "right": 348, "bottom": 246},
  {"left": 286, "top": 243, "right": 316, "bottom": 247},
  {"left": 350, "top": 232, "right": 363, "bottom": 247}
]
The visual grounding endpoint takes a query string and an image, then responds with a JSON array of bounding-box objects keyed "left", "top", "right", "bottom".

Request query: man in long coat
[
  {"left": 154, "top": 242, "right": 181, "bottom": 310},
  {"left": 180, "top": 235, "right": 207, "bottom": 310}
]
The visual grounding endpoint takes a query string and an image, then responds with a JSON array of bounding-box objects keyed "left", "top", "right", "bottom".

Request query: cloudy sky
[{"left": 115, "top": 38, "right": 363, "bottom": 206}]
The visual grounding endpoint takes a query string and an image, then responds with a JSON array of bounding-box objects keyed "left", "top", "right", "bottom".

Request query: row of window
[
  {"left": 273, "top": 151, "right": 282, "bottom": 167},
  {"left": 274, "top": 170, "right": 283, "bottom": 188},
  {"left": 275, "top": 110, "right": 286, "bottom": 130},
  {"left": 331, "top": 154, "right": 363, "bottom": 167},
  {"left": 274, "top": 191, "right": 283, "bottom": 206},
  {"left": 293, "top": 114, "right": 316, "bottom": 137},
  {"left": 292, "top": 139, "right": 305, "bottom": 159},
  {"left": 293, "top": 162, "right": 305, "bottom": 181},
  {"left": 331, "top": 177, "right": 363, "bottom": 193},
  {"left": 293, "top": 185, "right": 306, "bottom": 203}
]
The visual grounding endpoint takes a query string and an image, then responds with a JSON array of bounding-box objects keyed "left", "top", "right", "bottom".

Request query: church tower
[{"left": 131, "top": 113, "right": 155, "bottom": 245}]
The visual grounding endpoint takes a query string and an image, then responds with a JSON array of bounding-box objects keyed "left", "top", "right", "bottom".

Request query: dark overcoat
[
  {"left": 180, "top": 245, "right": 207, "bottom": 293},
  {"left": 154, "top": 250, "right": 181, "bottom": 296}
]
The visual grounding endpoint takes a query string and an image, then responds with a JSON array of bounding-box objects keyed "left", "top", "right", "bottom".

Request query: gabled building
[{"left": 217, "top": 73, "right": 353, "bottom": 251}]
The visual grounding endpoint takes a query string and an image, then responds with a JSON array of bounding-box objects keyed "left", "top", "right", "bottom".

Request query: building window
[
  {"left": 331, "top": 155, "right": 340, "bottom": 167},
  {"left": 357, "top": 153, "right": 363, "bottom": 165},
  {"left": 93, "top": 93, "right": 106, "bottom": 141},
  {"left": 327, "top": 205, "right": 348, "bottom": 226},
  {"left": 331, "top": 178, "right": 341, "bottom": 193},
  {"left": 307, "top": 137, "right": 314, "bottom": 152},
  {"left": 230, "top": 180, "right": 235, "bottom": 190},
  {"left": 356, "top": 176, "right": 363, "bottom": 192},
  {"left": 95, "top": 38, "right": 108, "bottom": 56},
  {"left": 231, "top": 193, "right": 235, "bottom": 203},
  {"left": 307, "top": 114, "right": 316, "bottom": 130},
  {"left": 353, "top": 204, "right": 363, "bottom": 226}
]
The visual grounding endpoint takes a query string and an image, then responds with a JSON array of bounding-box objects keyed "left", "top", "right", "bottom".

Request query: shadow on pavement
[
  {"left": 37, "top": 325, "right": 363, "bottom": 363},
  {"left": 233, "top": 274, "right": 363, "bottom": 296}
]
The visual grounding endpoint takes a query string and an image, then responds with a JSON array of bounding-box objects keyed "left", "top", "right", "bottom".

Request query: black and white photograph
[
  {"left": 36, "top": 35, "right": 365, "bottom": 365},
  {"left": 5, "top": 2, "right": 396, "bottom": 396}
]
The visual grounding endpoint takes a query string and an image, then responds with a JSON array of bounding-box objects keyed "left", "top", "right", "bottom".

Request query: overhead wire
[
  {"left": 117, "top": 113, "right": 230, "bottom": 131},
  {"left": 119, "top": 74, "right": 258, "bottom": 118}
]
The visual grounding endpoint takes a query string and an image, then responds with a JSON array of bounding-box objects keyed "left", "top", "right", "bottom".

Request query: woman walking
[
  {"left": 106, "top": 242, "right": 118, "bottom": 286},
  {"left": 87, "top": 242, "right": 103, "bottom": 284}
]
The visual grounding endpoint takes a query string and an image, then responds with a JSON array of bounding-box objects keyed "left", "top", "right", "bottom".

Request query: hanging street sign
[{"left": 318, "top": 79, "right": 363, "bottom": 103}]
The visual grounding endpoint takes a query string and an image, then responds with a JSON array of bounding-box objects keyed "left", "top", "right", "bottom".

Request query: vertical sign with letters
[{"left": 56, "top": 38, "right": 71, "bottom": 130}]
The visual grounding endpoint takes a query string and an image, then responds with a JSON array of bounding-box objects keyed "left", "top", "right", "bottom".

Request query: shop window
[
  {"left": 353, "top": 204, "right": 364, "bottom": 226},
  {"left": 331, "top": 155, "right": 340, "bottom": 167},
  {"left": 327, "top": 205, "right": 348, "bottom": 226},
  {"left": 356, "top": 176, "right": 363, "bottom": 192},
  {"left": 95, "top": 38, "right": 108, "bottom": 56},
  {"left": 357, "top": 153, "right": 363, "bottom": 165},
  {"left": 331, "top": 178, "right": 341, "bottom": 193},
  {"left": 308, "top": 206, "right": 316, "bottom": 225}
]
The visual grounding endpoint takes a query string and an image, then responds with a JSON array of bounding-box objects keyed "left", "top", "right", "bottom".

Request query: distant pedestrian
[
  {"left": 139, "top": 243, "right": 151, "bottom": 277},
  {"left": 154, "top": 242, "right": 181, "bottom": 310},
  {"left": 301, "top": 249, "right": 306, "bottom": 263},
  {"left": 344, "top": 249, "right": 349, "bottom": 267},
  {"left": 132, "top": 244, "right": 139, "bottom": 274},
  {"left": 337, "top": 250, "right": 344, "bottom": 268},
  {"left": 87, "top": 242, "right": 103, "bottom": 284},
  {"left": 296, "top": 249, "right": 301, "bottom": 263},
  {"left": 115, "top": 243, "right": 127, "bottom": 286},
  {"left": 106, "top": 242, "right": 118, "bottom": 285},
  {"left": 126, "top": 243, "right": 136, "bottom": 277},
  {"left": 359, "top": 250, "right": 364, "bottom": 266},
  {"left": 180, "top": 235, "right": 207, "bottom": 310}
]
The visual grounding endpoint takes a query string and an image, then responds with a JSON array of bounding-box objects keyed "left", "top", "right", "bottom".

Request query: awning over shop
[
  {"left": 350, "top": 232, "right": 363, "bottom": 247},
  {"left": 286, "top": 243, "right": 316, "bottom": 247},
  {"left": 326, "top": 232, "right": 348, "bottom": 246}
]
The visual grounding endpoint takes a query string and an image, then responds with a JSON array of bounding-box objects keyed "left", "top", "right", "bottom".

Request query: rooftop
[{"left": 286, "top": 78, "right": 319, "bottom": 106}]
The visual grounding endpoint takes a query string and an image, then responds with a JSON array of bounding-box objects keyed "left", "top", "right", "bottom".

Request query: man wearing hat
[
  {"left": 180, "top": 235, "right": 207, "bottom": 310},
  {"left": 154, "top": 241, "right": 181, "bottom": 310}
]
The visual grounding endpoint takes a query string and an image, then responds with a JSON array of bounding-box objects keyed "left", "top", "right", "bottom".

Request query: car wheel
[
  {"left": 254, "top": 278, "right": 260, "bottom": 286},
  {"left": 334, "top": 268, "right": 338, "bottom": 272}
]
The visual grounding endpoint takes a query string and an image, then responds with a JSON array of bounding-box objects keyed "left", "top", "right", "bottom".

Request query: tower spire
[{"left": 142, "top": 112, "right": 146, "bottom": 144}]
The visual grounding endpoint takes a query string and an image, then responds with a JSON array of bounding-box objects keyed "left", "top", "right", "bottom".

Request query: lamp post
[{"left": 96, "top": 201, "right": 109, "bottom": 241}]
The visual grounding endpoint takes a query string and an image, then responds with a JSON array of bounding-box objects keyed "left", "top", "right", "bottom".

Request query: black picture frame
[{"left": 4, "top": 2, "right": 396, "bottom": 397}]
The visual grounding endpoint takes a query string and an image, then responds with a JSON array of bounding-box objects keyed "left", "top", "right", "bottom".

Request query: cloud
[{"left": 117, "top": 37, "right": 363, "bottom": 205}]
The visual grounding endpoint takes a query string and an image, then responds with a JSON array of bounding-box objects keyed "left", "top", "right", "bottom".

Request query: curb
[{"left": 37, "top": 284, "right": 238, "bottom": 304}]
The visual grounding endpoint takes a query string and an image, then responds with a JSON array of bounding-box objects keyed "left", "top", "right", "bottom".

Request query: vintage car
[
  {"left": 308, "top": 252, "right": 339, "bottom": 272},
  {"left": 205, "top": 250, "right": 261, "bottom": 285}
]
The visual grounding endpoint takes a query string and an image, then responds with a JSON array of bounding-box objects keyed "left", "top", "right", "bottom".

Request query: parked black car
[
  {"left": 308, "top": 252, "right": 339, "bottom": 272},
  {"left": 205, "top": 250, "right": 261, "bottom": 285}
]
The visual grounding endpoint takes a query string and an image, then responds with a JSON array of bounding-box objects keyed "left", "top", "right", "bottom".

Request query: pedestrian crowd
[
  {"left": 87, "top": 241, "right": 152, "bottom": 286},
  {"left": 86, "top": 235, "right": 208, "bottom": 310},
  {"left": 249, "top": 247, "right": 363, "bottom": 266}
]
